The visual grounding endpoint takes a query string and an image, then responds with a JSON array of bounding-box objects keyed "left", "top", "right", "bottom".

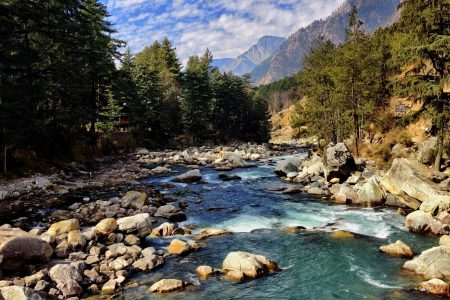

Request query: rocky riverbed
[
  {"left": 0, "top": 143, "right": 299, "bottom": 299},
  {"left": 0, "top": 141, "right": 449, "bottom": 299}
]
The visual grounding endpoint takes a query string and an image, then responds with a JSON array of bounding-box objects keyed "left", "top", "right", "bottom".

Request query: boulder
[
  {"left": 121, "top": 191, "right": 148, "bottom": 209},
  {"left": 95, "top": 218, "right": 117, "bottom": 235},
  {"left": 379, "top": 240, "right": 414, "bottom": 258},
  {"left": 49, "top": 264, "right": 82, "bottom": 285},
  {"left": 110, "top": 257, "right": 129, "bottom": 271},
  {"left": 132, "top": 255, "right": 164, "bottom": 271},
  {"left": 154, "top": 205, "right": 186, "bottom": 222},
  {"left": 323, "top": 143, "right": 356, "bottom": 180},
  {"left": 196, "top": 265, "right": 214, "bottom": 278},
  {"left": 405, "top": 211, "right": 434, "bottom": 233},
  {"left": 196, "top": 228, "right": 230, "bottom": 240},
  {"left": 48, "top": 219, "right": 80, "bottom": 236},
  {"left": 151, "top": 222, "right": 176, "bottom": 237},
  {"left": 0, "top": 286, "right": 45, "bottom": 300},
  {"left": 102, "top": 279, "right": 117, "bottom": 293},
  {"left": 222, "top": 251, "right": 278, "bottom": 279},
  {"left": 148, "top": 279, "right": 186, "bottom": 293},
  {"left": 218, "top": 174, "right": 242, "bottom": 181},
  {"left": 307, "top": 187, "right": 325, "bottom": 195},
  {"left": 124, "top": 234, "right": 140, "bottom": 246},
  {"left": 334, "top": 184, "right": 359, "bottom": 204},
  {"left": 58, "top": 279, "right": 82, "bottom": 297},
  {"left": 419, "top": 278, "right": 450, "bottom": 296},
  {"left": 275, "top": 159, "right": 300, "bottom": 176},
  {"left": 419, "top": 137, "right": 437, "bottom": 165},
  {"left": 221, "top": 152, "right": 247, "bottom": 168},
  {"left": 151, "top": 166, "right": 171, "bottom": 175},
  {"left": 0, "top": 229, "right": 53, "bottom": 270},
  {"left": 356, "top": 176, "right": 385, "bottom": 207},
  {"left": 168, "top": 239, "right": 197, "bottom": 255},
  {"left": 330, "top": 230, "right": 354, "bottom": 239},
  {"left": 67, "top": 230, "right": 85, "bottom": 251},
  {"left": 380, "top": 158, "right": 450, "bottom": 214},
  {"left": 403, "top": 246, "right": 450, "bottom": 279},
  {"left": 172, "top": 170, "right": 202, "bottom": 183},
  {"left": 116, "top": 213, "right": 152, "bottom": 236},
  {"left": 405, "top": 210, "right": 450, "bottom": 235}
]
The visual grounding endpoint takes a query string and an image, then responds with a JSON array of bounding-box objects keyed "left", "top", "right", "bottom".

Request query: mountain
[
  {"left": 221, "top": 36, "right": 286, "bottom": 76},
  {"left": 251, "top": 0, "right": 401, "bottom": 85},
  {"left": 211, "top": 58, "right": 234, "bottom": 69}
]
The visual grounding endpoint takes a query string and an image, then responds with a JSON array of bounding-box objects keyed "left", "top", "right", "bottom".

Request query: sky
[{"left": 102, "top": 0, "right": 346, "bottom": 63}]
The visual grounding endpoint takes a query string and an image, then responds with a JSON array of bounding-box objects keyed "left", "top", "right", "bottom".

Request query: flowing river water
[{"left": 119, "top": 154, "right": 437, "bottom": 300}]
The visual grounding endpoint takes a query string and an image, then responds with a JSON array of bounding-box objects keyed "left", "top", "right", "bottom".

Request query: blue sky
[{"left": 102, "top": 0, "right": 345, "bottom": 63}]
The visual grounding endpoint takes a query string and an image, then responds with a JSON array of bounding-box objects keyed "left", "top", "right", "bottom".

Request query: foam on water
[{"left": 219, "top": 214, "right": 277, "bottom": 232}]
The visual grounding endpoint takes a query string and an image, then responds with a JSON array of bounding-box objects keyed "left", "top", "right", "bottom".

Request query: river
[{"left": 115, "top": 154, "right": 439, "bottom": 300}]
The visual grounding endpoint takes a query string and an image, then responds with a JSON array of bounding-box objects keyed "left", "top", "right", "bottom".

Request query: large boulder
[
  {"left": 419, "top": 278, "right": 450, "bottom": 295},
  {"left": 154, "top": 205, "right": 186, "bottom": 222},
  {"left": 116, "top": 213, "right": 152, "bottom": 236},
  {"left": 404, "top": 210, "right": 450, "bottom": 235},
  {"left": 419, "top": 137, "right": 437, "bottom": 165},
  {"left": 148, "top": 279, "right": 187, "bottom": 293},
  {"left": 67, "top": 230, "right": 85, "bottom": 251},
  {"left": 379, "top": 240, "right": 414, "bottom": 258},
  {"left": 403, "top": 246, "right": 450, "bottom": 280},
  {"left": 222, "top": 251, "right": 278, "bottom": 280},
  {"left": 405, "top": 211, "right": 434, "bottom": 233},
  {"left": 49, "top": 264, "right": 82, "bottom": 285},
  {"left": 172, "top": 169, "right": 202, "bottom": 183},
  {"left": 47, "top": 219, "right": 80, "bottom": 236},
  {"left": 0, "top": 286, "right": 45, "bottom": 300},
  {"left": 323, "top": 143, "right": 356, "bottom": 180},
  {"left": 275, "top": 159, "right": 300, "bottom": 176},
  {"left": 167, "top": 239, "right": 198, "bottom": 255},
  {"left": 95, "top": 218, "right": 117, "bottom": 235},
  {"left": 380, "top": 158, "right": 450, "bottom": 214},
  {"left": 132, "top": 254, "right": 164, "bottom": 271},
  {"left": 121, "top": 191, "right": 148, "bottom": 209},
  {"left": 356, "top": 176, "right": 385, "bottom": 207},
  {"left": 221, "top": 152, "right": 248, "bottom": 168},
  {"left": 0, "top": 229, "right": 53, "bottom": 270}
]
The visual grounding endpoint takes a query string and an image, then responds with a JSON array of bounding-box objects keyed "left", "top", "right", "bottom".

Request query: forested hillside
[
  {"left": 267, "top": 1, "right": 449, "bottom": 171},
  {"left": 0, "top": 0, "right": 269, "bottom": 170}
]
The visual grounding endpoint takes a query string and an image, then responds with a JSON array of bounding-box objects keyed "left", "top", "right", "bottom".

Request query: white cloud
[{"left": 106, "top": 0, "right": 346, "bottom": 64}]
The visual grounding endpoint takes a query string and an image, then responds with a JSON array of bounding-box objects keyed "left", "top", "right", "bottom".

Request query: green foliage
[
  {"left": 390, "top": 0, "right": 450, "bottom": 170},
  {"left": 0, "top": 0, "right": 122, "bottom": 160}
]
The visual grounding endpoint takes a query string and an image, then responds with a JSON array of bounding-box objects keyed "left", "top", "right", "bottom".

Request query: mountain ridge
[
  {"left": 215, "top": 35, "right": 286, "bottom": 76},
  {"left": 251, "top": 0, "right": 401, "bottom": 85}
]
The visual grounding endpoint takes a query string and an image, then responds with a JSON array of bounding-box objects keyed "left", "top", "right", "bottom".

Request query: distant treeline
[{"left": 0, "top": 0, "right": 269, "bottom": 165}]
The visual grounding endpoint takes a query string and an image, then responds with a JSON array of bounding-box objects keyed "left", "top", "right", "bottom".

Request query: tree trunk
[{"left": 434, "top": 124, "right": 443, "bottom": 172}]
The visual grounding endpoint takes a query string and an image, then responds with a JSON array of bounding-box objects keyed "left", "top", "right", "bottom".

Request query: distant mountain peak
[{"left": 215, "top": 35, "right": 286, "bottom": 76}]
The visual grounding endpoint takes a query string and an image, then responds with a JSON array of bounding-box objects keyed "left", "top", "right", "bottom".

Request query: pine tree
[
  {"left": 181, "top": 49, "right": 213, "bottom": 140},
  {"left": 390, "top": 0, "right": 450, "bottom": 170}
]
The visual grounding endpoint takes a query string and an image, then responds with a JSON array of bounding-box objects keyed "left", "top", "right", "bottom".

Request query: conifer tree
[{"left": 390, "top": 0, "right": 450, "bottom": 170}]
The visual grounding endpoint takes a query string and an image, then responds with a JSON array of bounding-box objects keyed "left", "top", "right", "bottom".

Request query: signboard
[{"left": 396, "top": 104, "right": 406, "bottom": 113}]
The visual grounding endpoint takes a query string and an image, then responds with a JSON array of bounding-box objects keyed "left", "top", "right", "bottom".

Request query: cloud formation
[{"left": 103, "top": 0, "right": 345, "bottom": 63}]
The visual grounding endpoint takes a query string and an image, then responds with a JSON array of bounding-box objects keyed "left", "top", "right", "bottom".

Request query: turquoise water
[{"left": 123, "top": 155, "right": 439, "bottom": 300}]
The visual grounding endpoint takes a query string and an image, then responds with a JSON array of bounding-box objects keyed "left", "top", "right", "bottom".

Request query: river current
[{"left": 121, "top": 154, "right": 438, "bottom": 300}]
